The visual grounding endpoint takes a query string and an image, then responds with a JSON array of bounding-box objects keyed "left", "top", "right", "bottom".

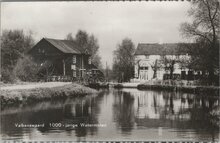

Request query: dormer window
[{"left": 72, "top": 55, "right": 76, "bottom": 64}]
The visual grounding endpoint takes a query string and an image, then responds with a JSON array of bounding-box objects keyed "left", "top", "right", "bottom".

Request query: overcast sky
[{"left": 1, "top": 1, "right": 191, "bottom": 67}]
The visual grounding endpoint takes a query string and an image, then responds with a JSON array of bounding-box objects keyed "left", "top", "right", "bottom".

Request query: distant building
[
  {"left": 29, "top": 38, "right": 104, "bottom": 81},
  {"left": 134, "top": 43, "right": 193, "bottom": 81}
]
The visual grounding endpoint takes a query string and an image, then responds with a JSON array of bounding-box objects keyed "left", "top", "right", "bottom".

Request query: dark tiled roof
[
  {"left": 135, "top": 43, "right": 190, "bottom": 55},
  {"left": 44, "top": 38, "right": 87, "bottom": 54}
]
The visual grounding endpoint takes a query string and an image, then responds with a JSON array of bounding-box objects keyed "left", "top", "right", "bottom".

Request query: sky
[{"left": 1, "top": 1, "right": 191, "bottom": 67}]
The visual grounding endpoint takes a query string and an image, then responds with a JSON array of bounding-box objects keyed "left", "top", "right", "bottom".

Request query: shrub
[
  {"left": 13, "top": 56, "right": 40, "bottom": 82},
  {"left": 1, "top": 68, "right": 17, "bottom": 83}
]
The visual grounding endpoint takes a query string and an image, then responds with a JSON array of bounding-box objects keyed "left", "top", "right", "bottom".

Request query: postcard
[{"left": 0, "top": 0, "right": 219, "bottom": 142}]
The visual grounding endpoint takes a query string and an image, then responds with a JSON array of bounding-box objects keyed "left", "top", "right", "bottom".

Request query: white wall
[{"left": 134, "top": 54, "right": 190, "bottom": 81}]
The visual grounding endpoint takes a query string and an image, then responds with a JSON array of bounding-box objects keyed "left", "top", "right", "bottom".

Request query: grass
[{"left": 0, "top": 83, "right": 96, "bottom": 109}]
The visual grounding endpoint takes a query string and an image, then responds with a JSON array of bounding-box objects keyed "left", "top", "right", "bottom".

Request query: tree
[
  {"left": 112, "top": 38, "right": 135, "bottom": 82},
  {"left": 161, "top": 55, "right": 179, "bottom": 80},
  {"left": 75, "top": 30, "right": 89, "bottom": 49},
  {"left": 65, "top": 30, "right": 102, "bottom": 69},
  {"left": 177, "top": 43, "right": 193, "bottom": 71},
  {"left": 150, "top": 59, "right": 162, "bottom": 79},
  {"left": 87, "top": 34, "right": 102, "bottom": 69},
  {"left": 13, "top": 56, "right": 40, "bottom": 82},
  {"left": 180, "top": 0, "right": 219, "bottom": 84},
  {"left": 37, "top": 60, "right": 55, "bottom": 81},
  {"left": 66, "top": 33, "right": 74, "bottom": 41},
  {"left": 1, "top": 29, "right": 35, "bottom": 82}
]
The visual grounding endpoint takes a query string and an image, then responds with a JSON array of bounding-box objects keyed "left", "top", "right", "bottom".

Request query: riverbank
[
  {"left": 0, "top": 82, "right": 96, "bottom": 109},
  {"left": 0, "top": 82, "right": 72, "bottom": 90},
  {"left": 137, "top": 84, "right": 219, "bottom": 96},
  {"left": 113, "top": 82, "right": 140, "bottom": 88}
]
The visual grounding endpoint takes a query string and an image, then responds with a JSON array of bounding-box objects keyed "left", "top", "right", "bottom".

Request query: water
[{"left": 1, "top": 89, "right": 219, "bottom": 141}]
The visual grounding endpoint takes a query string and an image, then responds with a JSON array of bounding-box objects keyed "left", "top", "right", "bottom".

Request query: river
[{"left": 1, "top": 88, "right": 219, "bottom": 142}]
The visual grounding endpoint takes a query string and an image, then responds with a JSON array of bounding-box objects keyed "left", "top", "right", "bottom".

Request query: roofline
[
  {"left": 43, "top": 37, "right": 65, "bottom": 41},
  {"left": 137, "top": 42, "right": 194, "bottom": 44},
  {"left": 44, "top": 37, "right": 91, "bottom": 55},
  {"left": 43, "top": 38, "right": 67, "bottom": 54},
  {"left": 134, "top": 53, "right": 190, "bottom": 56}
]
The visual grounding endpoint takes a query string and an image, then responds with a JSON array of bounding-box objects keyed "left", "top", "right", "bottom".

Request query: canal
[{"left": 1, "top": 89, "right": 219, "bottom": 141}]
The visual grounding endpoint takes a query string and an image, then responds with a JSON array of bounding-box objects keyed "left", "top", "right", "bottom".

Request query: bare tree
[
  {"left": 161, "top": 55, "right": 179, "bottom": 80},
  {"left": 180, "top": 0, "right": 219, "bottom": 84},
  {"left": 150, "top": 59, "right": 161, "bottom": 79}
]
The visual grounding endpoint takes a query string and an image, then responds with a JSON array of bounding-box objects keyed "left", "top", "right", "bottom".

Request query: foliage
[
  {"left": 75, "top": 30, "right": 89, "bottom": 49},
  {"left": 150, "top": 59, "right": 162, "bottom": 79},
  {"left": 66, "top": 30, "right": 102, "bottom": 69},
  {"left": 66, "top": 33, "right": 74, "bottom": 41},
  {"left": 87, "top": 35, "right": 102, "bottom": 69},
  {"left": 112, "top": 38, "right": 135, "bottom": 82},
  {"left": 160, "top": 55, "right": 179, "bottom": 79},
  {"left": 180, "top": 0, "right": 219, "bottom": 85},
  {"left": 1, "top": 68, "right": 16, "bottom": 83},
  {"left": 37, "top": 60, "right": 55, "bottom": 80},
  {"left": 1, "top": 29, "right": 35, "bottom": 82},
  {"left": 13, "top": 56, "right": 40, "bottom": 82},
  {"left": 177, "top": 43, "right": 193, "bottom": 70}
]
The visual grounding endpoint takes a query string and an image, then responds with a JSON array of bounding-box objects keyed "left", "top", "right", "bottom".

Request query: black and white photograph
[{"left": 0, "top": 0, "right": 219, "bottom": 142}]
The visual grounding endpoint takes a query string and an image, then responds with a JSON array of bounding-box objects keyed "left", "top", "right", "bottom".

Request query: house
[
  {"left": 29, "top": 38, "right": 103, "bottom": 81},
  {"left": 134, "top": 43, "right": 194, "bottom": 81}
]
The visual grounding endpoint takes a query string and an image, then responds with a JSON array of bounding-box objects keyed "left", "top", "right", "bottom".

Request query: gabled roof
[
  {"left": 41, "top": 38, "right": 89, "bottom": 55},
  {"left": 135, "top": 43, "right": 190, "bottom": 55}
]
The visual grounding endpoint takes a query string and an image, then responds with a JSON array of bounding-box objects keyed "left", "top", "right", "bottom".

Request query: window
[
  {"left": 88, "top": 57, "right": 91, "bottom": 64},
  {"left": 71, "top": 65, "right": 76, "bottom": 70},
  {"left": 73, "top": 71, "right": 76, "bottom": 77},
  {"left": 38, "top": 48, "right": 45, "bottom": 53},
  {"left": 72, "top": 55, "right": 76, "bottom": 64},
  {"left": 140, "top": 67, "right": 148, "bottom": 70}
]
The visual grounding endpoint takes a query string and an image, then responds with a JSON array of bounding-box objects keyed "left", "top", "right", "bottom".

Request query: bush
[
  {"left": 1, "top": 68, "right": 17, "bottom": 83},
  {"left": 13, "top": 56, "right": 40, "bottom": 82}
]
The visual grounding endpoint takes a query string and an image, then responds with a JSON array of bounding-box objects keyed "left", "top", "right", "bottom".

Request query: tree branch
[
  {"left": 212, "top": 1, "right": 219, "bottom": 21},
  {"left": 205, "top": 0, "right": 217, "bottom": 43}
]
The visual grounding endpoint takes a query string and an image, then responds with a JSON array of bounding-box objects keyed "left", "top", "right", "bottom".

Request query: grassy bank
[
  {"left": 0, "top": 83, "right": 96, "bottom": 109},
  {"left": 137, "top": 84, "right": 219, "bottom": 96}
]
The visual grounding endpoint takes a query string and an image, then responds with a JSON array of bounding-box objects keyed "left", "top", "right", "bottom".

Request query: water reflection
[
  {"left": 1, "top": 89, "right": 219, "bottom": 141},
  {"left": 122, "top": 89, "right": 219, "bottom": 141},
  {"left": 112, "top": 90, "right": 135, "bottom": 133}
]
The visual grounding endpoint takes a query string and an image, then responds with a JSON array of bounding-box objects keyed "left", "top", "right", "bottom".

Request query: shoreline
[
  {"left": 137, "top": 84, "right": 219, "bottom": 96},
  {"left": 0, "top": 83, "right": 96, "bottom": 109},
  {"left": 87, "top": 82, "right": 219, "bottom": 96}
]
